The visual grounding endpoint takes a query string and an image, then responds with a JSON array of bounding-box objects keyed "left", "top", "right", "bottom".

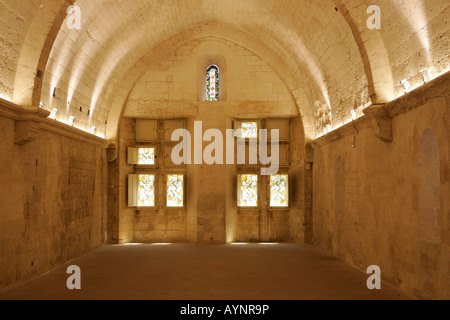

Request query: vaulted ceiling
[{"left": 1, "top": 0, "right": 448, "bottom": 141}]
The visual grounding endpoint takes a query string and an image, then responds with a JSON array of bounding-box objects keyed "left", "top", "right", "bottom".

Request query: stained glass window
[
  {"left": 138, "top": 175, "right": 155, "bottom": 207},
  {"left": 206, "top": 65, "right": 219, "bottom": 101},
  {"left": 138, "top": 148, "right": 155, "bottom": 165},
  {"left": 238, "top": 174, "right": 258, "bottom": 207},
  {"left": 270, "top": 175, "right": 289, "bottom": 207},
  {"left": 167, "top": 175, "right": 184, "bottom": 207},
  {"left": 238, "top": 122, "right": 258, "bottom": 139}
]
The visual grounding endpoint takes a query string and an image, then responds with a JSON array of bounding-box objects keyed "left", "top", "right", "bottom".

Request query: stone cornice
[
  {"left": 312, "top": 71, "right": 450, "bottom": 148},
  {"left": 384, "top": 70, "right": 450, "bottom": 118},
  {"left": 0, "top": 98, "right": 30, "bottom": 120},
  {"left": 39, "top": 119, "right": 109, "bottom": 148},
  {"left": 0, "top": 98, "right": 107, "bottom": 147},
  {"left": 311, "top": 116, "right": 368, "bottom": 148}
]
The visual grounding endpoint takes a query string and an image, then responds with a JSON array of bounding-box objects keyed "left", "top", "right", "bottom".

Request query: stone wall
[
  {"left": 0, "top": 104, "right": 107, "bottom": 290},
  {"left": 311, "top": 74, "right": 450, "bottom": 299},
  {"left": 113, "top": 112, "right": 306, "bottom": 244},
  {"left": 123, "top": 37, "right": 298, "bottom": 119},
  {"left": 113, "top": 37, "right": 306, "bottom": 244},
  {"left": 0, "top": 0, "right": 39, "bottom": 100}
]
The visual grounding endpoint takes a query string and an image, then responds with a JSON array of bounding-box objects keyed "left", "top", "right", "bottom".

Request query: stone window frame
[
  {"left": 128, "top": 145, "right": 159, "bottom": 167},
  {"left": 234, "top": 118, "right": 291, "bottom": 210},
  {"left": 237, "top": 172, "right": 260, "bottom": 209},
  {"left": 128, "top": 173, "right": 159, "bottom": 209},
  {"left": 234, "top": 120, "right": 260, "bottom": 140},
  {"left": 206, "top": 64, "right": 220, "bottom": 101},
  {"left": 268, "top": 172, "right": 290, "bottom": 210},
  {"left": 164, "top": 172, "right": 187, "bottom": 210},
  {"left": 198, "top": 55, "right": 227, "bottom": 101}
]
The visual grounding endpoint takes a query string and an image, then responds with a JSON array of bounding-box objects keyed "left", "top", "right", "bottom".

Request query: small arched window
[{"left": 206, "top": 65, "right": 219, "bottom": 101}]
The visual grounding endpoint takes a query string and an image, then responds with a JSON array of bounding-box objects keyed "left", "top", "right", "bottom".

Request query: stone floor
[{"left": 0, "top": 244, "right": 410, "bottom": 300}]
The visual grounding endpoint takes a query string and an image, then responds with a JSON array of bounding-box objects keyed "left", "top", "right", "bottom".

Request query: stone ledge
[
  {"left": 39, "top": 119, "right": 109, "bottom": 148},
  {"left": 0, "top": 98, "right": 50, "bottom": 145},
  {"left": 0, "top": 98, "right": 34, "bottom": 120},
  {"left": 384, "top": 70, "right": 450, "bottom": 118},
  {"left": 0, "top": 98, "right": 108, "bottom": 147},
  {"left": 312, "top": 71, "right": 450, "bottom": 147},
  {"left": 311, "top": 116, "right": 368, "bottom": 148}
]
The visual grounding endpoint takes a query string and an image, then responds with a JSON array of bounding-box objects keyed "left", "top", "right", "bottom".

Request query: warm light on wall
[
  {"left": 315, "top": 67, "right": 449, "bottom": 140},
  {"left": 49, "top": 108, "right": 58, "bottom": 120},
  {"left": 315, "top": 102, "right": 370, "bottom": 139},
  {"left": 420, "top": 69, "right": 431, "bottom": 83},
  {"left": 0, "top": 94, "right": 12, "bottom": 102},
  {"left": 400, "top": 79, "right": 412, "bottom": 93},
  {"left": 392, "top": 0, "right": 431, "bottom": 64},
  {"left": 397, "top": 67, "right": 448, "bottom": 99},
  {"left": 46, "top": 111, "right": 105, "bottom": 138},
  {"left": 290, "top": 32, "right": 331, "bottom": 109},
  {"left": 420, "top": 67, "right": 444, "bottom": 83}
]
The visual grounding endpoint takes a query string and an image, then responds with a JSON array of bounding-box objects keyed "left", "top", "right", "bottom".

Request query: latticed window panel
[
  {"left": 138, "top": 148, "right": 155, "bottom": 165},
  {"left": 239, "top": 122, "right": 258, "bottom": 139},
  {"left": 238, "top": 174, "right": 258, "bottom": 207},
  {"left": 270, "top": 174, "right": 289, "bottom": 207},
  {"left": 138, "top": 175, "right": 155, "bottom": 207},
  {"left": 206, "top": 65, "right": 219, "bottom": 101},
  {"left": 167, "top": 175, "right": 184, "bottom": 207}
]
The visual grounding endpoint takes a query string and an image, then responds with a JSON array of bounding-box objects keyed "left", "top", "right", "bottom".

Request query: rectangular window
[
  {"left": 138, "top": 175, "right": 156, "bottom": 207},
  {"left": 167, "top": 174, "right": 184, "bottom": 208},
  {"left": 238, "top": 174, "right": 258, "bottom": 207},
  {"left": 138, "top": 148, "right": 155, "bottom": 165},
  {"left": 236, "top": 121, "right": 258, "bottom": 139},
  {"left": 270, "top": 174, "right": 289, "bottom": 207},
  {"left": 128, "top": 147, "right": 156, "bottom": 166}
]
